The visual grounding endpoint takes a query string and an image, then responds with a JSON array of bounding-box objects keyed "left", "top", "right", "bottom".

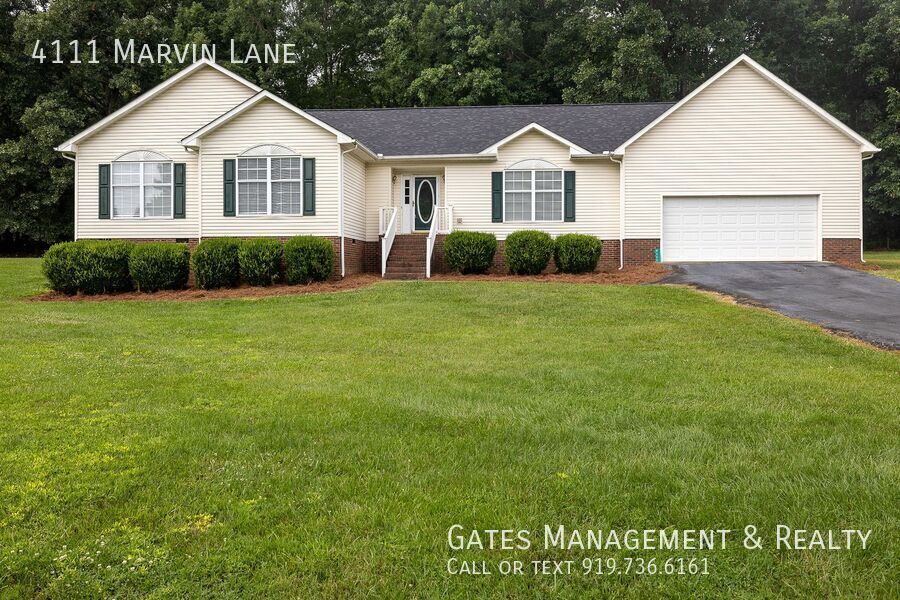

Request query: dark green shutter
[
  {"left": 223, "top": 159, "right": 235, "bottom": 216},
  {"left": 98, "top": 164, "right": 110, "bottom": 219},
  {"left": 173, "top": 163, "right": 186, "bottom": 218},
  {"left": 564, "top": 170, "right": 576, "bottom": 222},
  {"left": 303, "top": 157, "right": 316, "bottom": 216},
  {"left": 491, "top": 172, "right": 503, "bottom": 222}
]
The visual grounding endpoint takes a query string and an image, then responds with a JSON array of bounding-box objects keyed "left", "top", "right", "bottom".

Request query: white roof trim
[
  {"left": 479, "top": 122, "right": 591, "bottom": 156},
  {"left": 55, "top": 60, "right": 261, "bottom": 152},
  {"left": 376, "top": 153, "right": 497, "bottom": 161},
  {"left": 506, "top": 158, "right": 560, "bottom": 170},
  {"left": 113, "top": 150, "right": 172, "bottom": 162},
  {"left": 240, "top": 144, "right": 298, "bottom": 156},
  {"left": 613, "top": 54, "right": 880, "bottom": 155},
  {"left": 181, "top": 91, "right": 352, "bottom": 146}
]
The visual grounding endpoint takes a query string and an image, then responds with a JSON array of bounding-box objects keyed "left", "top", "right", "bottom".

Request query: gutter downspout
[
  {"left": 338, "top": 142, "right": 358, "bottom": 278},
  {"left": 860, "top": 153, "right": 874, "bottom": 263},
  {"left": 197, "top": 142, "right": 203, "bottom": 243},
  {"left": 610, "top": 155, "right": 624, "bottom": 269},
  {"left": 62, "top": 151, "right": 77, "bottom": 241}
]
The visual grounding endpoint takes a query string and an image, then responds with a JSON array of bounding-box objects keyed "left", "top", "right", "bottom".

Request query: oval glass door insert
[{"left": 415, "top": 178, "right": 435, "bottom": 229}]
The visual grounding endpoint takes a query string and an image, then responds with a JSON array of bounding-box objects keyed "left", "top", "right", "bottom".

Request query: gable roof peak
[
  {"left": 479, "top": 122, "right": 591, "bottom": 156},
  {"left": 55, "top": 60, "right": 261, "bottom": 153},
  {"left": 180, "top": 90, "right": 353, "bottom": 146},
  {"left": 612, "top": 53, "right": 879, "bottom": 155}
]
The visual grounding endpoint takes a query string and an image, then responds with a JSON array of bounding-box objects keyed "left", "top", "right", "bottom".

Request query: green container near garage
[{"left": 653, "top": 247, "right": 661, "bottom": 262}]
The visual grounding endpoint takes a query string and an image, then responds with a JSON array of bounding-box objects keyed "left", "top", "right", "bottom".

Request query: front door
[{"left": 414, "top": 177, "right": 437, "bottom": 231}]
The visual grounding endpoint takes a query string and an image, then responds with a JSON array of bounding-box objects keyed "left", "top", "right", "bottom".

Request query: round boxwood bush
[
  {"left": 443, "top": 231, "right": 497, "bottom": 274},
  {"left": 191, "top": 238, "right": 241, "bottom": 289},
  {"left": 504, "top": 230, "right": 554, "bottom": 275},
  {"left": 129, "top": 243, "right": 190, "bottom": 292},
  {"left": 284, "top": 236, "right": 334, "bottom": 284},
  {"left": 554, "top": 234, "right": 603, "bottom": 274},
  {"left": 239, "top": 238, "right": 283, "bottom": 286},
  {"left": 42, "top": 240, "right": 133, "bottom": 295}
]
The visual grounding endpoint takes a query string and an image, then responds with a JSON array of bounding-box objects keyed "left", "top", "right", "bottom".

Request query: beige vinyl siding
[
  {"left": 342, "top": 153, "right": 366, "bottom": 240},
  {"left": 445, "top": 131, "right": 620, "bottom": 239},
  {"left": 623, "top": 63, "right": 862, "bottom": 239},
  {"left": 364, "top": 163, "right": 392, "bottom": 242},
  {"left": 200, "top": 99, "right": 340, "bottom": 237},
  {"left": 75, "top": 66, "right": 256, "bottom": 239}
]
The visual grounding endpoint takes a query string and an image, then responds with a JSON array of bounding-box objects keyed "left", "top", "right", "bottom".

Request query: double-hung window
[
  {"left": 237, "top": 155, "right": 303, "bottom": 216},
  {"left": 111, "top": 161, "right": 173, "bottom": 218},
  {"left": 503, "top": 169, "right": 563, "bottom": 222}
]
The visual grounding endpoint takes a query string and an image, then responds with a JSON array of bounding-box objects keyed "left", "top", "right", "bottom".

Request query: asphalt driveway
[{"left": 662, "top": 262, "right": 900, "bottom": 349}]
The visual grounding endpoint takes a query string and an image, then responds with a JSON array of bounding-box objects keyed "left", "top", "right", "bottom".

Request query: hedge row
[
  {"left": 42, "top": 237, "right": 334, "bottom": 294},
  {"left": 442, "top": 231, "right": 602, "bottom": 275},
  {"left": 42, "top": 240, "right": 135, "bottom": 295},
  {"left": 191, "top": 236, "right": 334, "bottom": 289},
  {"left": 130, "top": 243, "right": 191, "bottom": 292},
  {"left": 43, "top": 232, "right": 600, "bottom": 293}
]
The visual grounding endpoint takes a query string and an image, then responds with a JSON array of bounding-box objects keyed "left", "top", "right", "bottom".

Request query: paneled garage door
[{"left": 662, "top": 196, "right": 818, "bottom": 262}]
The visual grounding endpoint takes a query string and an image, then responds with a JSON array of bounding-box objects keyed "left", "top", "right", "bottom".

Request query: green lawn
[
  {"left": 865, "top": 249, "right": 900, "bottom": 280},
  {"left": 0, "top": 258, "right": 897, "bottom": 598}
]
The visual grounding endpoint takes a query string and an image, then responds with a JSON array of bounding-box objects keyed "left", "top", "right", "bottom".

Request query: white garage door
[{"left": 662, "top": 196, "right": 818, "bottom": 262}]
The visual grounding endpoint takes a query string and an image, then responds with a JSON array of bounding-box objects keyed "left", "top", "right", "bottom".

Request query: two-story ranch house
[{"left": 56, "top": 54, "right": 879, "bottom": 278}]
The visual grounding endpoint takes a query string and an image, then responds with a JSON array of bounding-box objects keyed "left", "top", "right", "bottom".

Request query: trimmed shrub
[
  {"left": 504, "top": 230, "right": 554, "bottom": 275},
  {"left": 42, "top": 242, "right": 81, "bottom": 295},
  {"left": 239, "top": 238, "right": 282, "bottom": 286},
  {"left": 129, "top": 243, "right": 190, "bottom": 292},
  {"left": 42, "top": 240, "right": 133, "bottom": 295},
  {"left": 554, "top": 234, "right": 603, "bottom": 274},
  {"left": 192, "top": 238, "right": 241, "bottom": 289},
  {"left": 284, "top": 236, "right": 334, "bottom": 284},
  {"left": 443, "top": 231, "right": 497, "bottom": 274}
]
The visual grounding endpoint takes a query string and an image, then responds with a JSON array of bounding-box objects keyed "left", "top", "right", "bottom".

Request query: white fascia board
[
  {"left": 342, "top": 140, "right": 378, "bottom": 160},
  {"left": 479, "top": 122, "right": 592, "bottom": 156},
  {"left": 55, "top": 59, "right": 261, "bottom": 152},
  {"left": 613, "top": 54, "right": 880, "bottom": 155},
  {"left": 570, "top": 152, "right": 619, "bottom": 159},
  {"left": 376, "top": 153, "right": 497, "bottom": 161},
  {"left": 181, "top": 90, "right": 352, "bottom": 146}
]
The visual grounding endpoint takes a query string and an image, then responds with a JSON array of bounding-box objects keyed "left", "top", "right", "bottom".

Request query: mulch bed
[
  {"left": 431, "top": 263, "right": 670, "bottom": 285},
  {"left": 30, "top": 274, "right": 382, "bottom": 302},
  {"left": 831, "top": 260, "right": 881, "bottom": 272},
  {"left": 30, "top": 265, "right": 670, "bottom": 302}
]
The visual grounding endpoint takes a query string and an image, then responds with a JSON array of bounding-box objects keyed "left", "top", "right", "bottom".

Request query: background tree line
[{"left": 2, "top": 0, "right": 899, "bottom": 251}]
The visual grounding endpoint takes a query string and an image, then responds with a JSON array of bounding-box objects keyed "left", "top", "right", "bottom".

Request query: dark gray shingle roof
[{"left": 307, "top": 103, "right": 675, "bottom": 156}]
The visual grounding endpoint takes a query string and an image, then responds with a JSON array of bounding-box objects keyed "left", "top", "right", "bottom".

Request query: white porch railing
[
  {"left": 436, "top": 205, "right": 453, "bottom": 235},
  {"left": 379, "top": 206, "right": 394, "bottom": 236},
  {"left": 380, "top": 206, "right": 398, "bottom": 276},
  {"left": 426, "top": 206, "right": 453, "bottom": 278}
]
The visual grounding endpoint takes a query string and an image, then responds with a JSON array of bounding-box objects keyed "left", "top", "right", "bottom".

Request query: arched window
[
  {"left": 237, "top": 144, "right": 303, "bottom": 216},
  {"left": 111, "top": 150, "right": 173, "bottom": 218},
  {"left": 503, "top": 159, "right": 563, "bottom": 222}
]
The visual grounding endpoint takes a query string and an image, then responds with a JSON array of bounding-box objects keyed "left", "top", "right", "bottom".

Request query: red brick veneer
[
  {"left": 622, "top": 239, "right": 660, "bottom": 266},
  {"left": 822, "top": 238, "right": 861, "bottom": 263},
  {"left": 598, "top": 239, "right": 620, "bottom": 272},
  {"left": 324, "top": 237, "right": 368, "bottom": 276},
  {"left": 108, "top": 238, "right": 199, "bottom": 248}
]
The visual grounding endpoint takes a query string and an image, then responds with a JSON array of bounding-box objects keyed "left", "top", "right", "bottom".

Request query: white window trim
[
  {"left": 236, "top": 155, "right": 304, "bottom": 217},
  {"left": 502, "top": 169, "right": 564, "bottom": 223},
  {"left": 111, "top": 161, "right": 174, "bottom": 220}
]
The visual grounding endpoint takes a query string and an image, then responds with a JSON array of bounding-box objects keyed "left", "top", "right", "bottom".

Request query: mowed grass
[
  {"left": 0, "top": 258, "right": 897, "bottom": 598},
  {"left": 866, "top": 249, "right": 900, "bottom": 280}
]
